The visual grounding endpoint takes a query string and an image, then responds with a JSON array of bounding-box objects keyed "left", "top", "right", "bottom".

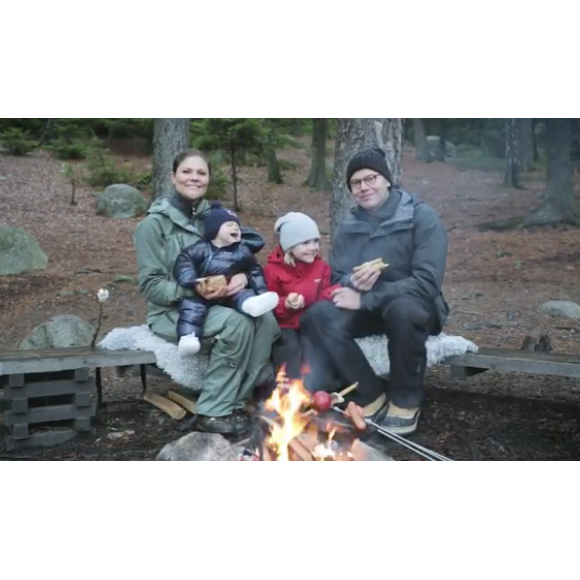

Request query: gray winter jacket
[{"left": 329, "top": 189, "right": 450, "bottom": 327}]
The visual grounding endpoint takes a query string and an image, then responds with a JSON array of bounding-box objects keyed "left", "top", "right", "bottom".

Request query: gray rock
[
  {"left": 156, "top": 432, "right": 240, "bottom": 461},
  {"left": 0, "top": 226, "right": 48, "bottom": 276},
  {"left": 354, "top": 441, "right": 395, "bottom": 461},
  {"left": 426, "top": 135, "right": 457, "bottom": 159},
  {"left": 96, "top": 184, "right": 147, "bottom": 219},
  {"left": 19, "top": 314, "right": 95, "bottom": 350},
  {"left": 538, "top": 300, "right": 580, "bottom": 320}
]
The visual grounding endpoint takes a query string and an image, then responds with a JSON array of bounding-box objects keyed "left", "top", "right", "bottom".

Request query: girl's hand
[{"left": 285, "top": 293, "right": 305, "bottom": 310}]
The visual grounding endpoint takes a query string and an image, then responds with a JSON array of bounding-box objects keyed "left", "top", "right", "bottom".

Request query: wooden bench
[
  {"left": 446, "top": 348, "right": 580, "bottom": 380},
  {"left": 0, "top": 347, "right": 156, "bottom": 451}
]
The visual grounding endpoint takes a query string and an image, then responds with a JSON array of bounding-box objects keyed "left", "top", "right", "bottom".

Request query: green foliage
[
  {"left": 192, "top": 119, "right": 266, "bottom": 209},
  {"left": 84, "top": 147, "right": 148, "bottom": 189},
  {"left": 48, "top": 139, "right": 91, "bottom": 160},
  {"left": 193, "top": 118, "right": 265, "bottom": 154},
  {"left": 0, "top": 127, "right": 37, "bottom": 156}
]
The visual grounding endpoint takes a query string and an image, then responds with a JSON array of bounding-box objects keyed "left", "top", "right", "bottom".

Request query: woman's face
[{"left": 171, "top": 155, "right": 210, "bottom": 200}]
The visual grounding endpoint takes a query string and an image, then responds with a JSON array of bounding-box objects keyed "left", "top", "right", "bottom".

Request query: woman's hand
[
  {"left": 226, "top": 273, "right": 249, "bottom": 296},
  {"left": 195, "top": 282, "right": 230, "bottom": 301}
]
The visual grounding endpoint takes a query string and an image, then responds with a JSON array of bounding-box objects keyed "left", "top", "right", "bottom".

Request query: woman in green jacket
[{"left": 134, "top": 149, "right": 280, "bottom": 436}]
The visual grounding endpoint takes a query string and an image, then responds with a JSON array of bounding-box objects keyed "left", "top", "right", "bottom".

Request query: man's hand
[
  {"left": 226, "top": 273, "right": 249, "bottom": 296},
  {"left": 350, "top": 265, "right": 381, "bottom": 292},
  {"left": 331, "top": 287, "right": 362, "bottom": 310}
]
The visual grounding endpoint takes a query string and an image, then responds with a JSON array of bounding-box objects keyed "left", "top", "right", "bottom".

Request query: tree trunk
[
  {"left": 152, "top": 119, "right": 190, "bottom": 199},
  {"left": 266, "top": 148, "right": 283, "bottom": 184},
  {"left": 436, "top": 119, "right": 447, "bottom": 161},
  {"left": 306, "top": 118, "right": 329, "bottom": 190},
  {"left": 230, "top": 147, "right": 240, "bottom": 211},
  {"left": 526, "top": 118, "right": 580, "bottom": 226},
  {"left": 518, "top": 118, "right": 534, "bottom": 170},
  {"left": 504, "top": 119, "right": 521, "bottom": 188},
  {"left": 330, "top": 118, "right": 403, "bottom": 235},
  {"left": 571, "top": 119, "right": 580, "bottom": 164},
  {"left": 532, "top": 118, "right": 539, "bottom": 162},
  {"left": 413, "top": 118, "right": 429, "bottom": 161}
]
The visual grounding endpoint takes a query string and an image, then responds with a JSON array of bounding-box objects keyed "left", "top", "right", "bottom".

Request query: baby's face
[{"left": 216, "top": 221, "right": 241, "bottom": 244}]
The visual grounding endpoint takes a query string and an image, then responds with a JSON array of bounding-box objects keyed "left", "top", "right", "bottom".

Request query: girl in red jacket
[{"left": 264, "top": 212, "right": 340, "bottom": 381}]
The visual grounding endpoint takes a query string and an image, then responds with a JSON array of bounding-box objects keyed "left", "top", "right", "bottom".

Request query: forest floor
[{"left": 1, "top": 138, "right": 580, "bottom": 460}]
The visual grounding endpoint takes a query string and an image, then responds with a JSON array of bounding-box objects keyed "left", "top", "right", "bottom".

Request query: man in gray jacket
[{"left": 301, "top": 147, "right": 449, "bottom": 435}]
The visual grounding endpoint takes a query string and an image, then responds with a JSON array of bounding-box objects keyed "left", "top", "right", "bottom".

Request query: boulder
[
  {"left": 538, "top": 300, "right": 580, "bottom": 320},
  {"left": 19, "top": 314, "right": 95, "bottom": 350},
  {"left": 0, "top": 226, "right": 48, "bottom": 276},
  {"left": 96, "top": 184, "right": 147, "bottom": 219},
  {"left": 426, "top": 135, "right": 457, "bottom": 160},
  {"left": 156, "top": 432, "right": 240, "bottom": 461}
]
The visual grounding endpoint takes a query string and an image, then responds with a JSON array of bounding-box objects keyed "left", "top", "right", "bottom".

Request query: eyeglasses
[{"left": 350, "top": 173, "right": 380, "bottom": 192}]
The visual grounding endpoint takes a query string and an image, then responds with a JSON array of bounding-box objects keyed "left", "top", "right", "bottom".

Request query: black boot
[{"left": 195, "top": 414, "right": 248, "bottom": 436}]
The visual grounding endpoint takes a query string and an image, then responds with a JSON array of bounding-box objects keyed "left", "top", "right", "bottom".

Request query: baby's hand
[{"left": 285, "top": 293, "right": 305, "bottom": 310}]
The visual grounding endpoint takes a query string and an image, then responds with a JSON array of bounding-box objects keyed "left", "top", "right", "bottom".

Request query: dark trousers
[
  {"left": 272, "top": 328, "right": 311, "bottom": 380},
  {"left": 300, "top": 296, "right": 440, "bottom": 409}
]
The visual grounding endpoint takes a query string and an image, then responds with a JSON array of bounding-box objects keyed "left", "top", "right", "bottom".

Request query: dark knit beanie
[
  {"left": 346, "top": 147, "right": 393, "bottom": 190},
  {"left": 203, "top": 201, "right": 241, "bottom": 241}
]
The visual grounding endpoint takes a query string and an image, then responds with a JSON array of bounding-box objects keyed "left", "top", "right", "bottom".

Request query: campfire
[{"left": 252, "top": 366, "right": 370, "bottom": 461}]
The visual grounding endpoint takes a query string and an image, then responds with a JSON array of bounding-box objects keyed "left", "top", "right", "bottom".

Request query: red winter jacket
[{"left": 263, "top": 245, "right": 341, "bottom": 329}]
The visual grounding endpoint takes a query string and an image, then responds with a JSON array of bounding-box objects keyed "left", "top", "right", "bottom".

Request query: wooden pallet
[
  {"left": 0, "top": 347, "right": 159, "bottom": 450},
  {"left": 446, "top": 348, "right": 580, "bottom": 380},
  {"left": 2, "top": 368, "right": 97, "bottom": 451}
]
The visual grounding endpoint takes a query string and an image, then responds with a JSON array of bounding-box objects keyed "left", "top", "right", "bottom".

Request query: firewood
[
  {"left": 288, "top": 438, "right": 314, "bottom": 461},
  {"left": 166, "top": 390, "right": 197, "bottom": 414},
  {"left": 143, "top": 391, "right": 187, "bottom": 420}
]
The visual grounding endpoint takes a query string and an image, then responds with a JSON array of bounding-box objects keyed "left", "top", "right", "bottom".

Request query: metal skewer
[{"left": 331, "top": 406, "right": 453, "bottom": 462}]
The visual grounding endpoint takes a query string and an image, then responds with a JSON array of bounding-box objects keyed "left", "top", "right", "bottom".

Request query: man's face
[{"left": 349, "top": 168, "right": 390, "bottom": 210}]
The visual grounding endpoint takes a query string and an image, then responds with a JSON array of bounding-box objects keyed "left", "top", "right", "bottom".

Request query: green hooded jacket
[{"left": 133, "top": 195, "right": 266, "bottom": 340}]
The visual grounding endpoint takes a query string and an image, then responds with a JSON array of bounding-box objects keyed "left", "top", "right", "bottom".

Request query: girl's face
[
  {"left": 171, "top": 155, "right": 210, "bottom": 200},
  {"left": 290, "top": 239, "right": 320, "bottom": 263}
]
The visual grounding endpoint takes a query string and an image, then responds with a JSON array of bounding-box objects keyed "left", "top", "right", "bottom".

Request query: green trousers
[{"left": 150, "top": 306, "right": 280, "bottom": 417}]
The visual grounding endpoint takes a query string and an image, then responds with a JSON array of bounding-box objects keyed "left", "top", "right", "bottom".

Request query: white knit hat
[{"left": 274, "top": 212, "right": 321, "bottom": 252}]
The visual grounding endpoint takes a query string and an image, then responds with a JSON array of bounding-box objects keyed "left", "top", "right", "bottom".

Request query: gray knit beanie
[{"left": 274, "top": 212, "right": 321, "bottom": 252}]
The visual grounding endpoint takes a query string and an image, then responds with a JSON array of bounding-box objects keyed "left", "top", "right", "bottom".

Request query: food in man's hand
[
  {"left": 352, "top": 258, "right": 388, "bottom": 273},
  {"left": 196, "top": 275, "right": 227, "bottom": 294}
]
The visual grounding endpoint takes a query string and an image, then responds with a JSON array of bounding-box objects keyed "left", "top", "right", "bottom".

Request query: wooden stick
[
  {"left": 166, "top": 390, "right": 197, "bottom": 415},
  {"left": 300, "top": 382, "right": 360, "bottom": 420},
  {"left": 143, "top": 391, "right": 187, "bottom": 420},
  {"left": 337, "top": 382, "right": 359, "bottom": 398}
]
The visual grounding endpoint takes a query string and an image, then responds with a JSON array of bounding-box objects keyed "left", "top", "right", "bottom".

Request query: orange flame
[
  {"left": 264, "top": 365, "right": 312, "bottom": 461},
  {"left": 264, "top": 365, "right": 354, "bottom": 461}
]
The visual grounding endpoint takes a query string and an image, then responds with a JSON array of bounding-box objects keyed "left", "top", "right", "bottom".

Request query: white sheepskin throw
[{"left": 99, "top": 325, "right": 478, "bottom": 392}]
